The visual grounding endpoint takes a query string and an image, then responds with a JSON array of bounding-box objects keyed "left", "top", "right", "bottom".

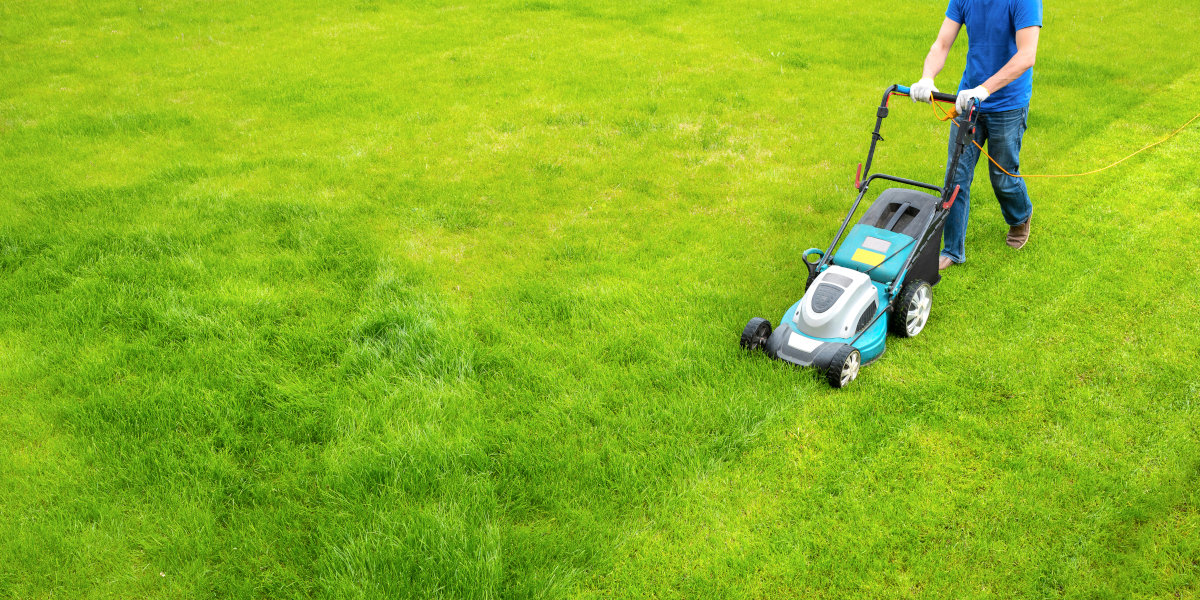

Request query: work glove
[
  {"left": 909, "top": 78, "right": 938, "bottom": 104},
  {"left": 956, "top": 85, "right": 990, "bottom": 113}
]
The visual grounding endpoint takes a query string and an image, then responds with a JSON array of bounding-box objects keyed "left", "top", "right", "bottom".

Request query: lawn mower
[{"left": 739, "top": 84, "right": 979, "bottom": 388}]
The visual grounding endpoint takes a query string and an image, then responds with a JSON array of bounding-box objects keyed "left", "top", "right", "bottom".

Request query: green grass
[{"left": 2, "top": 0, "right": 1199, "bottom": 597}]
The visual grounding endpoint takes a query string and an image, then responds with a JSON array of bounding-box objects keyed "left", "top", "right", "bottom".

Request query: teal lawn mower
[{"left": 739, "top": 84, "right": 979, "bottom": 388}]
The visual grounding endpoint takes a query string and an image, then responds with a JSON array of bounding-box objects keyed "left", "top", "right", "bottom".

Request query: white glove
[
  {"left": 956, "top": 85, "right": 990, "bottom": 113},
  {"left": 909, "top": 78, "right": 938, "bottom": 104}
]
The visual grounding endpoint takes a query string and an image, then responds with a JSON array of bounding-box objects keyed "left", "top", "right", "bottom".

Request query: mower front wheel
[
  {"left": 740, "top": 317, "right": 773, "bottom": 352},
  {"left": 824, "top": 344, "right": 861, "bottom": 388}
]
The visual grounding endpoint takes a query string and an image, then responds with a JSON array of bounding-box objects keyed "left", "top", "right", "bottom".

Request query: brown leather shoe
[
  {"left": 1007, "top": 217, "right": 1031, "bottom": 249},
  {"left": 938, "top": 256, "right": 954, "bottom": 270}
]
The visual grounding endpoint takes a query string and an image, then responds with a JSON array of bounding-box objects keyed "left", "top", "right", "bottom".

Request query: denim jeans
[{"left": 941, "top": 107, "right": 1033, "bottom": 264}]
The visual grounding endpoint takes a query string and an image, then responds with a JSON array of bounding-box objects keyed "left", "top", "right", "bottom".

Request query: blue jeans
[{"left": 941, "top": 107, "right": 1033, "bottom": 264}]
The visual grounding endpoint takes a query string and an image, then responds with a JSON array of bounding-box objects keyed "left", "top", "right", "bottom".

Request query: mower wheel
[
  {"left": 890, "top": 279, "right": 932, "bottom": 338},
  {"left": 824, "top": 344, "right": 861, "bottom": 388},
  {"left": 740, "top": 318, "right": 773, "bottom": 352}
]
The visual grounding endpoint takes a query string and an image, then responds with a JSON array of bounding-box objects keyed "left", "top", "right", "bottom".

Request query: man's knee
[
  {"left": 988, "top": 164, "right": 1020, "bottom": 183},
  {"left": 990, "top": 175, "right": 1029, "bottom": 203}
]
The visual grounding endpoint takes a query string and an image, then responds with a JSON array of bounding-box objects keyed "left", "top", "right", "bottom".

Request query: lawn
[{"left": 2, "top": 0, "right": 1198, "bottom": 598}]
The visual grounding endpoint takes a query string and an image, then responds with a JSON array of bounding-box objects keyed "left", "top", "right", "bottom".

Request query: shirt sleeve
[
  {"left": 946, "top": 0, "right": 964, "bottom": 23},
  {"left": 1013, "top": 0, "right": 1043, "bottom": 29}
]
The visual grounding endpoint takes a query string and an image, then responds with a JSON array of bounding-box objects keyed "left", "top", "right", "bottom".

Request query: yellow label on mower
[{"left": 851, "top": 248, "right": 886, "bottom": 267}]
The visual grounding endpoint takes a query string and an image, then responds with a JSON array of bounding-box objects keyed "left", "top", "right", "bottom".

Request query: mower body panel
[
  {"left": 832, "top": 225, "right": 916, "bottom": 284},
  {"left": 764, "top": 266, "right": 890, "bottom": 367},
  {"left": 796, "top": 266, "right": 878, "bottom": 339}
]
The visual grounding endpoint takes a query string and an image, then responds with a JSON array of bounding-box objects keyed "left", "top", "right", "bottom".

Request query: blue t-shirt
[{"left": 946, "top": 0, "right": 1042, "bottom": 112}]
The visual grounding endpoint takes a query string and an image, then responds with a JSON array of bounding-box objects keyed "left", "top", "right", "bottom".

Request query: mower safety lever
[{"left": 943, "top": 185, "right": 961, "bottom": 210}]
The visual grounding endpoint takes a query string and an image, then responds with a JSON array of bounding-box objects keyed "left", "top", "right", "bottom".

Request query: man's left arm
[
  {"left": 956, "top": 26, "right": 1040, "bottom": 111},
  {"left": 981, "top": 26, "right": 1040, "bottom": 94}
]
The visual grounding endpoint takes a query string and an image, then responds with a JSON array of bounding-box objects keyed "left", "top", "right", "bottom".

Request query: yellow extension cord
[{"left": 894, "top": 91, "right": 1200, "bottom": 179}]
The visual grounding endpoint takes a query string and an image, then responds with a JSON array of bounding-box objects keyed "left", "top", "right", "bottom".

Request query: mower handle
[
  {"left": 894, "top": 84, "right": 959, "bottom": 104},
  {"left": 817, "top": 83, "right": 979, "bottom": 277}
]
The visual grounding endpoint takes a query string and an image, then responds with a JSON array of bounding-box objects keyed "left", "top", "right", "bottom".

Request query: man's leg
[
  {"left": 983, "top": 108, "right": 1034, "bottom": 247},
  {"left": 941, "top": 115, "right": 986, "bottom": 265}
]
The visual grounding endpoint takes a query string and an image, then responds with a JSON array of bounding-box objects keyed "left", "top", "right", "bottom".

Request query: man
[{"left": 908, "top": 0, "right": 1042, "bottom": 270}]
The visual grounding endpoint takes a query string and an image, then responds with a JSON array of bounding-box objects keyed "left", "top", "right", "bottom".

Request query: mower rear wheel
[
  {"left": 740, "top": 318, "right": 773, "bottom": 352},
  {"left": 824, "top": 344, "right": 861, "bottom": 388},
  {"left": 890, "top": 279, "right": 932, "bottom": 338}
]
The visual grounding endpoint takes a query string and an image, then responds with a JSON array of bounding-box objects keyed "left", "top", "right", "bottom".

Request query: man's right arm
[
  {"left": 910, "top": 18, "right": 961, "bottom": 103},
  {"left": 922, "top": 18, "right": 962, "bottom": 80}
]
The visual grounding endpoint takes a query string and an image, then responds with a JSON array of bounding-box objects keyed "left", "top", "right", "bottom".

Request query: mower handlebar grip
[
  {"left": 931, "top": 90, "right": 959, "bottom": 103},
  {"left": 893, "top": 85, "right": 959, "bottom": 104}
]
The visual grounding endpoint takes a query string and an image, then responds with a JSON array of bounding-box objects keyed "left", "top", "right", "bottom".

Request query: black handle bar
[{"left": 894, "top": 84, "right": 961, "bottom": 105}]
